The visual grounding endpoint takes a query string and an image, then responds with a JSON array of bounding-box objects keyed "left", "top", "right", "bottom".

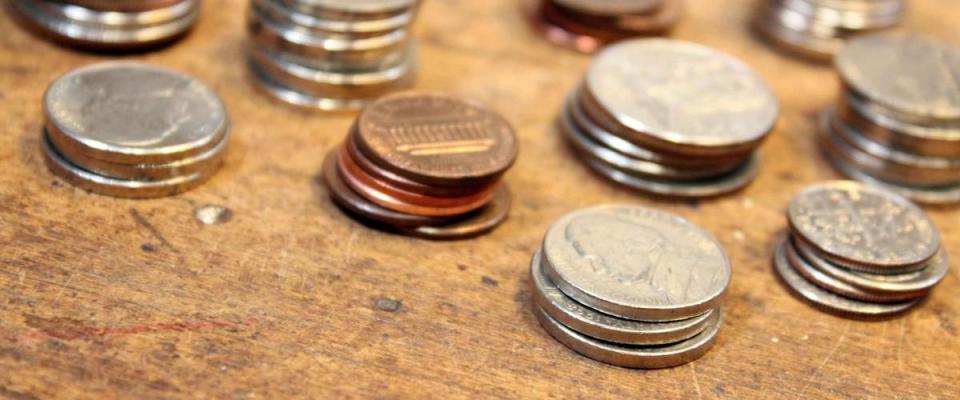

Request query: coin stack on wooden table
[
  {"left": 558, "top": 39, "right": 779, "bottom": 198},
  {"left": 42, "top": 62, "right": 230, "bottom": 198},
  {"left": 322, "top": 92, "right": 517, "bottom": 239},
  {"left": 530, "top": 205, "right": 729, "bottom": 369},
  {"left": 774, "top": 181, "right": 949, "bottom": 318},
  {"left": 8, "top": 0, "right": 200, "bottom": 51},
  {"left": 247, "top": 0, "right": 420, "bottom": 111},
  {"left": 523, "top": 0, "right": 683, "bottom": 53},
  {"left": 754, "top": 0, "right": 904, "bottom": 60}
]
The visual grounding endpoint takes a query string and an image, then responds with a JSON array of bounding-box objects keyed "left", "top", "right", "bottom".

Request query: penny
[
  {"left": 530, "top": 250, "right": 713, "bottom": 345},
  {"left": 837, "top": 91, "right": 960, "bottom": 159},
  {"left": 583, "top": 39, "right": 779, "bottom": 156},
  {"left": 355, "top": 92, "right": 518, "bottom": 186},
  {"left": 542, "top": 205, "right": 730, "bottom": 321},
  {"left": 44, "top": 62, "right": 228, "bottom": 165},
  {"left": 581, "top": 153, "right": 759, "bottom": 198},
  {"left": 533, "top": 304, "right": 722, "bottom": 369},
  {"left": 553, "top": 0, "right": 663, "bottom": 16},
  {"left": 400, "top": 187, "right": 512, "bottom": 240},
  {"left": 522, "top": 0, "right": 610, "bottom": 54},
  {"left": 787, "top": 180, "right": 940, "bottom": 272}
]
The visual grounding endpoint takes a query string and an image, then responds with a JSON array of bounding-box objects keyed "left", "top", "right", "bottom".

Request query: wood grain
[{"left": 1, "top": 1, "right": 959, "bottom": 398}]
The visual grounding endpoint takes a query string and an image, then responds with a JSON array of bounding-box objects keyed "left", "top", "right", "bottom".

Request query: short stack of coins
[
  {"left": 558, "top": 39, "right": 779, "bottom": 198},
  {"left": 754, "top": 0, "right": 904, "bottom": 60},
  {"left": 819, "top": 33, "right": 960, "bottom": 205},
  {"left": 774, "top": 181, "right": 949, "bottom": 318},
  {"left": 322, "top": 92, "right": 517, "bottom": 239},
  {"left": 530, "top": 205, "right": 729, "bottom": 369},
  {"left": 42, "top": 62, "right": 230, "bottom": 198},
  {"left": 247, "top": 0, "right": 420, "bottom": 111},
  {"left": 8, "top": 0, "right": 200, "bottom": 51},
  {"left": 523, "top": 0, "right": 682, "bottom": 53}
]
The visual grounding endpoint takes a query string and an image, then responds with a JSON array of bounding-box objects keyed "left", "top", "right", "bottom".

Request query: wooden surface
[{"left": 1, "top": 1, "right": 959, "bottom": 399}]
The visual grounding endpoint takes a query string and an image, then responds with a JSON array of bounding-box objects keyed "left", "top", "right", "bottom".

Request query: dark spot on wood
[
  {"left": 43, "top": 339, "right": 66, "bottom": 351},
  {"left": 50, "top": 180, "right": 62, "bottom": 187},
  {"left": 374, "top": 297, "right": 402, "bottom": 312},
  {"left": 686, "top": 199, "right": 700, "bottom": 209},
  {"left": 141, "top": 243, "right": 157, "bottom": 252},
  {"left": 713, "top": 383, "right": 726, "bottom": 395},
  {"left": 0, "top": 386, "right": 41, "bottom": 400},
  {"left": 129, "top": 208, "right": 176, "bottom": 252},
  {"left": 481, "top": 276, "right": 499, "bottom": 287},
  {"left": 148, "top": 379, "right": 180, "bottom": 392},
  {"left": 778, "top": 171, "right": 798, "bottom": 182},
  {"left": 457, "top": 264, "right": 468, "bottom": 271}
]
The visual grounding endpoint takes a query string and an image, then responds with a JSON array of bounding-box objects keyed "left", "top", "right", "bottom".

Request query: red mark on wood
[{"left": 5, "top": 315, "right": 255, "bottom": 343}]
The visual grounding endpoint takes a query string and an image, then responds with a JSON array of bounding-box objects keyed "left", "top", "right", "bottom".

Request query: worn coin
[
  {"left": 542, "top": 205, "right": 730, "bottom": 321},
  {"left": 581, "top": 153, "right": 759, "bottom": 198},
  {"left": 553, "top": 0, "right": 663, "bottom": 16},
  {"left": 399, "top": 187, "right": 512, "bottom": 240}
]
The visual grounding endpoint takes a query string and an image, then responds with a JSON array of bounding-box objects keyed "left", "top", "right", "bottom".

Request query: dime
[
  {"left": 552, "top": 0, "right": 663, "bottom": 16},
  {"left": 542, "top": 205, "right": 730, "bottom": 321},
  {"left": 400, "top": 187, "right": 512, "bottom": 240}
]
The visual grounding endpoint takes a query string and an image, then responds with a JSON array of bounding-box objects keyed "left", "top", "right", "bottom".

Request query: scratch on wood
[
  {"left": 897, "top": 317, "right": 907, "bottom": 372},
  {"left": 8, "top": 317, "right": 255, "bottom": 343},
  {"left": 812, "top": 322, "right": 850, "bottom": 376},
  {"left": 129, "top": 208, "right": 177, "bottom": 252},
  {"left": 52, "top": 273, "right": 73, "bottom": 303},
  {"left": 690, "top": 363, "right": 703, "bottom": 400},
  {"left": 344, "top": 227, "right": 358, "bottom": 265}
]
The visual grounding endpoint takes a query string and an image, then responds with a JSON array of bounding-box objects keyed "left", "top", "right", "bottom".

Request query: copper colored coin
[
  {"left": 552, "top": 0, "right": 683, "bottom": 35},
  {"left": 355, "top": 92, "right": 518, "bottom": 186},
  {"left": 400, "top": 186, "right": 512, "bottom": 240},
  {"left": 523, "top": 0, "right": 610, "bottom": 53}
]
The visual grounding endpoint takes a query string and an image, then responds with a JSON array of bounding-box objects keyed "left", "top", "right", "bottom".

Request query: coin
[
  {"left": 533, "top": 304, "right": 721, "bottom": 369},
  {"left": 277, "top": 0, "right": 417, "bottom": 16},
  {"left": 522, "top": 0, "right": 610, "bottom": 54},
  {"left": 55, "top": 0, "right": 187, "bottom": 12},
  {"left": 400, "top": 187, "right": 512, "bottom": 240},
  {"left": 252, "top": 0, "right": 415, "bottom": 34},
  {"left": 552, "top": 0, "right": 663, "bottom": 16},
  {"left": 34, "top": 0, "right": 195, "bottom": 26},
  {"left": 542, "top": 205, "right": 731, "bottom": 321},
  {"left": 787, "top": 180, "right": 940, "bottom": 272},
  {"left": 837, "top": 92, "right": 960, "bottom": 159},
  {"left": 581, "top": 154, "right": 759, "bottom": 198}
]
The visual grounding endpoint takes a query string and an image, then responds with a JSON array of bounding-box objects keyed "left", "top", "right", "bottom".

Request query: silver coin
[
  {"left": 773, "top": 238, "right": 920, "bottom": 317},
  {"left": 33, "top": 0, "right": 196, "bottom": 27},
  {"left": 251, "top": 0, "right": 415, "bottom": 34},
  {"left": 552, "top": 0, "right": 663, "bottom": 16},
  {"left": 753, "top": 5, "right": 844, "bottom": 60},
  {"left": 584, "top": 39, "right": 778, "bottom": 155},
  {"left": 787, "top": 180, "right": 940, "bottom": 272},
  {"left": 44, "top": 62, "right": 228, "bottom": 165},
  {"left": 838, "top": 92, "right": 960, "bottom": 158},
  {"left": 542, "top": 205, "right": 730, "bottom": 321},
  {"left": 249, "top": 61, "right": 373, "bottom": 111},
  {"left": 774, "top": 0, "right": 904, "bottom": 29},
  {"left": 581, "top": 152, "right": 759, "bottom": 198},
  {"left": 836, "top": 33, "right": 960, "bottom": 123},
  {"left": 534, "top": 304, "right": 721, "bottom": 369},
  {"left": 275, "top": 0, "right": 417, "bottom": 17},
  {"left": 48, "top": 0, "right": 188, "bottom": 12},
  {"left": 531, "top": 250, "right": 713, "bottom": 345}
]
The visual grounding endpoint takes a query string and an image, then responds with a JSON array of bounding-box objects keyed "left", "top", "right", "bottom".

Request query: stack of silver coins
[
  {"left": 8, "top": 0, "right": 200, "bottom": 51},
  {"left": 42, "top": 62, "right": 230, "bottom": 198},
  {"left": 774, "top": 181, "right": 948, "bottom": 318},
  {"left": 754, "top": 0, "right": 904, "bottom": 60},
  {"left": 530, "top": 205, "right": 729, "bottom": 369},
  {"left": 820, "top": 33, "right": 960, "bottom": 205},
  {"left": 558, "top": 39, "right": 779, "bottom": 198},
  {"left": 247, "top": 0, "right": 420, "bottom": 111}
]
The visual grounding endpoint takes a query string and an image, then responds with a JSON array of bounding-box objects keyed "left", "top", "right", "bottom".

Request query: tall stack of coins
[
  {"left": 8, "top": 0, "right": 200, "bottom": 51},
  {"left": 774, "top": 181, "right": 948, "bottom": 318},
  {"left": 247, "top": 0, "right": 420, "bottom": 111},
  {"left": 754, "top": 0, "right": 904, "bottom": 60},
  {"left": 530, "top": 205, "right": 729, "bottom": 369},
  {"left": 523, "top": 0, "right": 683, "bottom": 53},
  {"left": 819, "top": 34, "right": 960, "bottom": 205},
  {"left": 322, "top": 92, "right": 517, "bottom": 239},
  {"left": 558, "top": 39, "right": 779, "bottom": 198},
  {"left": 42, "top": 63, "right": 230, "bottom": 198}
]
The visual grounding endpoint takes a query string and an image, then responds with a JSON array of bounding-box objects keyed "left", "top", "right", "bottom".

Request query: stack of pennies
[
  {"left": 322, "top": 92, "right": 517, "bottom": 239},
  {"left": 558, "top": 39, "right": 779, "bottom": 198},
  {"left": 774, "top": 181, "right": 949, "bottom": 318},
  {"left": 523, "top": 0, "right": 683, "bottom": 53},
  {"left": 8, "top": 0, "right": 200, "bottom": 51},
  {"left": 42, "top": 62, "right": 230, "bottom": 198},
  {"left": 530, "top": 205, "right": 729, "bottom": 369},
  {"left": 754, "top": 0, "right": 904, "bottom": 60},
  {"left": 247, "top": 0, "right": 420, "bottom": 111},
  {"left": 819, "top": 33, "right": 960, "bottom": 205}
]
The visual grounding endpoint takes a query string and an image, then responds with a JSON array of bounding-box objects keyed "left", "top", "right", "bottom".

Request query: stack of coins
[
  {"left": 322, "top": 92, "right": 517, "bottom": 239},
  {"left": 247, "top": 0, "right": 420, "bottom": 111},
  {"left": 558, "top": 39, "right": 779, "bottom": 198},
  {"left": 8, "top": 0, "right": 200, "bottom": 51},
  {"left": 819, "top": 33, "right": 960, "bottom": 205},
  {"left": 754, "top": 0, "right": 904, "bottom": 60},
  {"left": 42, "top": 62, "right": 230, "bottom": 198},
  {"left": 774, "top": 181, "right": 949, "bottom": 318},
  {"left": 523, "top": 0, "right": 683, "bottom": 53},
  {"left": 530, "top": 205, "right": 729, "bottom": 369}
]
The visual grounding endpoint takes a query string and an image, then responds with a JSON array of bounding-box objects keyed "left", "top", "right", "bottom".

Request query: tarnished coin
[
  {"left": 542, "top": 205, "right": 731, "bottom": 321},
  {"left": 837, "top": 33, "right": 960, "bottom": 123},
  {"left": 584, "top": 39, "right": 778, "bottom": 155},
  {"left": 534, "top": 304, "right": 721, "bottom": 369},
  {"left": 44, "top": 62, "right": 228, "bottom": 165},
  {"left": 355, "top": 92, "right": 518, "bottom": 186},
  {"left": 787, "top": 180, "right": 940, "bottom": 272},
  {"left": 553, "top": 0, "right": 663, "bottom": 16},
  {"left": 530, "top": 250, "right": 713, "bottom": 345}
]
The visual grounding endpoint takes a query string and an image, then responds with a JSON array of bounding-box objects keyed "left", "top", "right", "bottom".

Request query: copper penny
[{"left": 400, "top": 186, "right": 512, "bottom": 240}]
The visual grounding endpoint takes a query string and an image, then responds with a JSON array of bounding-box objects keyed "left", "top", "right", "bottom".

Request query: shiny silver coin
[
  {"left": 275, "top": 0, "right": 417, "bottom": 20},
  {"left": 753, "top": 5, "right": 844, "bottom": 60},
  {"left": 787, "top": 180, "right": 940, "bottom": 273},
  {"left": 838, "top": 92, "right": 960, "bottom": 159},
  {"left": 34, "top": 0, "right": 196, "bottom": 26},
  {"left": 583, "top": 39, "right": 778, "bottom": 156},
  {"left": 49, "top": 0, "right": 187, "bottom": 12},
  {"left": 581, "top": 152, "right": 759, "bottom": 198},
  {"left": 552, "top": 0, "right": 663, "bottom": 16},
  {"left": 44, "top": 62, "right": 228, "bottom": 165},
  {"left": 249, "top": 61, "right": 372, "bottom": 111},
  {"left": 534, "top": 305, "right": 721, "bottom": 369},
  {"left": 773, "top": 0, "right": 904, "bottom": 30},
  {"left": 531, "top": 250, "right": 713, "bottom": 345},
  {"left": 252, "top": 0, "right": 416, "bottom": 34},
  {"left": 773, "top": 239, "right": 920, "bottom": 317},
  {"left": 794, "top": 238, "right": 948, "bottom": 297},
  {"left": 837, "top": 33, "right": 960, "bottom": 123},
  {"left": 542, "top": 205, "right": 730, "bottom": 321}
]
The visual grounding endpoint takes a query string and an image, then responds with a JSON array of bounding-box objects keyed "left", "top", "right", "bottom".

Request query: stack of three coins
[
  {"left": 248, "top": 0, "right": 420, "bottom": 111},
  {"left": 323, "top": 92, "right": 517, "bottom": 239},
  {"left": 530, "top": 205, "right": 729, "bottom": 369}
]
